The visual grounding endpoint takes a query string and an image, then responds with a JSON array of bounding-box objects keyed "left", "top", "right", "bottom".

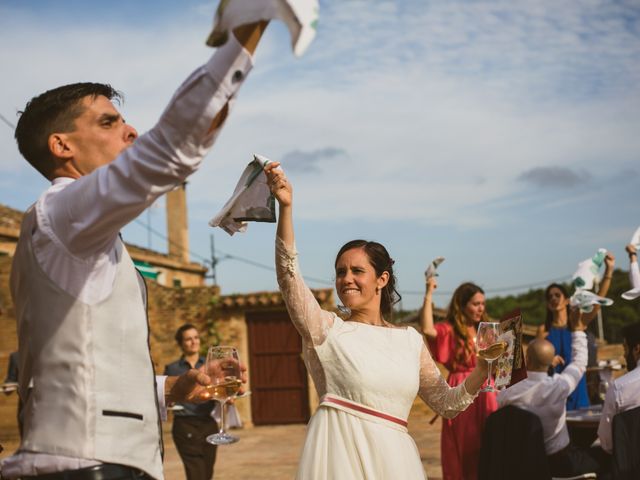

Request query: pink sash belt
[{"left": 319, "top": 394, "right": 408, "bottom": 428}]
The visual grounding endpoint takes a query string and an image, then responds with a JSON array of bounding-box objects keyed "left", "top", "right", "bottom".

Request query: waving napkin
[
  {"left": 209, "top": 154, "right": 276, "bottom": 235},
  {"left": 570, "top": 248, "right": 613, "bottom": 312},
  {"left": 206, "top": 0, "right": 319, "bottom": 57},
  {"left": 425, "top": 256, "right": 445, "bottom": 281},
  {"left": 622, "top": 226, "right": 640, "bottom": 300},
  {"left": 570, "top": 290, "right": 613, "bottom": 313}
]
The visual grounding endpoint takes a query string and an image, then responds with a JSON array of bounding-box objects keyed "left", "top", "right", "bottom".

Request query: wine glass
[
  {"left": 476, "top": 322, "right": 506, "bottom": 393},
  {"left": 205, "top": 346, "right": 242, "bottom": 445}
]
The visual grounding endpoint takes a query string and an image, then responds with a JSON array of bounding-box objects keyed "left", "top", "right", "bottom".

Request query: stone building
[{"left": 0, "top": 188, "right": 334, "bottom": 446}]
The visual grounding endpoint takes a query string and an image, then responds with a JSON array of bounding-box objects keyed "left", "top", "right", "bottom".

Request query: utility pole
[
  {"left": 594, "top": 278, "right": 605, "bottom": 342},
  {"left": 209, "top": 234, "right": 218, "bottom": 286}
]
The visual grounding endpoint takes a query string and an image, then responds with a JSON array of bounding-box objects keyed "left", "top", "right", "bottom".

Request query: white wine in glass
[
  {"left": 475, "top": 322, "right": 506, "bottom": 393},
  {"left": 205, "top": 346, "right": 242, "bottom": 445}
]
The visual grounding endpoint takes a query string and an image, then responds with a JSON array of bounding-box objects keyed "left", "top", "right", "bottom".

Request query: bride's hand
[{"left": 264, "top": 161, "right": 292, "bottom": 207}]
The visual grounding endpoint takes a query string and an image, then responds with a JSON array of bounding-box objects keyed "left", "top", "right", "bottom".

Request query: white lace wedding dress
[{"left": 276, "top": 238, "right": 477, "bottom": 479}]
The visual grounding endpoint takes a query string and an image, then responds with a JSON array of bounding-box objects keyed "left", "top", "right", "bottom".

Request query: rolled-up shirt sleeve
[
  {"left": 598, "top": 383, "right": 617, "bottom": 453},
  {"left": 630, "top": 260, "right": 640, "bottom": 290}
]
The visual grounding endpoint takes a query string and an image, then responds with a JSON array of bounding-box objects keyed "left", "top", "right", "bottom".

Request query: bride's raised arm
[
  {"left": 265, "top": 162, "right": 335, "bottom": 347},
  {"left": 417, "top": 342, "right": 488, "bottom": 418}
]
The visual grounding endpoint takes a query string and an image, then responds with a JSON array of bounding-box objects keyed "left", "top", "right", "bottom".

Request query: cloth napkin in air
[
  {"left": 206, "top": 0, "right": 319, "bottom": 57},
  {"left": 622, "top": 226, "right": 640, "bottom": 300},
  {"left": 209, "top": 154, "right": 276, "bottom": 236}
]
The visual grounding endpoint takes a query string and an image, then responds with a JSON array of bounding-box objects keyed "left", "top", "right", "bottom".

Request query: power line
[
  {"left": 0, "top": 113, "right": 16, "bottom": 130},
  {"left": 131, "top": 217, "right": 573, "bottom": 295},
  {"left": 400, "top": 275, "right": 572, "bottom": 297},
  {"left": 131, "top": 218, "right": 333, "bottom": 287}
]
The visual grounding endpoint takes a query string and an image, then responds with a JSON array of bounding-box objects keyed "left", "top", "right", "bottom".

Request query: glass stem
[
  {"left": 219, "top": 400, "right": 227, "bottom": 435},
  {"left": 486, "top": 360, "right": 493, "bottom": 389}
]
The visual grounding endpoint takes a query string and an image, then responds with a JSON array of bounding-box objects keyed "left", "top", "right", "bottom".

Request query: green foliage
[{"left": 485, "top": 269, "right": 640, "bottom": 343}]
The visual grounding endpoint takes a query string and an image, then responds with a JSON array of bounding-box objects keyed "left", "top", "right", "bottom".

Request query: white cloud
[{"left": 1, "top": 1, "right": 639, "bottom": 308}]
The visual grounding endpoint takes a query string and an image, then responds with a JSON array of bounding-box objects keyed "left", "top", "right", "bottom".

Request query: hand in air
[
  {"left": 551, "top": 355, "right": 565, "bottom": 368},
  {"left": 604, "top": 251, "right": 615, "bottom": 271},
  {"left": 264, "top": 161, "right": 292, "bottom": 207}
]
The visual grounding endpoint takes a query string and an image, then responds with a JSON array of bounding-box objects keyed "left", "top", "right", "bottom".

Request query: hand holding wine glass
[
  {"left": 476, "top": 322, "right": 507, "bottom": 393},
  {"left": 204, "top": 346, "right": 243, "bottom": 445}
]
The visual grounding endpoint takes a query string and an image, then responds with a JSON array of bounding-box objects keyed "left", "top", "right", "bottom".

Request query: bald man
[{"left": 497, "top": 310, "right": 610, "bottom": 478}]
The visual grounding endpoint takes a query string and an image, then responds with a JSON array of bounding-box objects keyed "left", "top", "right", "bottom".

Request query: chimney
[{"left": 166, "top": 182, "right": 189, "bottom": 263}]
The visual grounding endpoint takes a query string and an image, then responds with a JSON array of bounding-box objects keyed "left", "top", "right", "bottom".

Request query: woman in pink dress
[{"left": 420, "top": 280, "right": 497, "bottom": 480}]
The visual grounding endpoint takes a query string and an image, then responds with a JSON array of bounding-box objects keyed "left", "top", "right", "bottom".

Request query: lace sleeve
[
  {"left": 276, "top": 236, "right": 334, "bottom": 346},
  {"left": 418, "top": 343, "right": 477, "bottom": 419}
]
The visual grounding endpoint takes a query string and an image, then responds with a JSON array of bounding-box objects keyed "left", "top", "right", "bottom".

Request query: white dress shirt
[
  {"left": 497, "top": 331, "right": 587, "bottom": 455},
  {"left": 0, "top": 35, "right": 253, "bottom": 479},
  {"left": 622, "top": 260, "right": 640, "bottom": 300},
  {"left": 597, "top": 359, "right": 640, "bottom": 453}
]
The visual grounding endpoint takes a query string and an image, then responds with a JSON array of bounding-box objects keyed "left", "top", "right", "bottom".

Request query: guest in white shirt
[
  {"left": 597, "top": 316, "right": 640, "bottom": 454},
  {"left": 0, "top": 20, "right": 266, "bottom": 480},
  {"left": 497, "top": 309, "right": 610, "bottom": 478}
]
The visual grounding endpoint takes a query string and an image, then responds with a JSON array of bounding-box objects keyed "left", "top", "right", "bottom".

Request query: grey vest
[{"left": 10, "top": 207, "right": 163, "bottom": 479}]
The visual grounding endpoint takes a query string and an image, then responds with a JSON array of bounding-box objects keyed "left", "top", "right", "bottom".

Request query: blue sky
[{"left": 1, "top": 1, "right": 639, "bottom": 313}]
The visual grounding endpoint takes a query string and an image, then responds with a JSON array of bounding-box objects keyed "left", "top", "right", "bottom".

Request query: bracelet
[{"left": 604, "top": 275, "right": 613, "bottom": 280}]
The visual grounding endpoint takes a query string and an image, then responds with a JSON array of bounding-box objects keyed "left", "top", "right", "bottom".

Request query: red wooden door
[{"left": 247, "top": 310, "right": 310, "bottom": 425}]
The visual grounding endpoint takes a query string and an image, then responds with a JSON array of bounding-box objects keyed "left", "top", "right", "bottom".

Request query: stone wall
[
  {"left": 0, "top": 255, "right": 242, "bottom": 446},
  {"left": 0, "top": 255, "right": 18, "bottom": 446}
]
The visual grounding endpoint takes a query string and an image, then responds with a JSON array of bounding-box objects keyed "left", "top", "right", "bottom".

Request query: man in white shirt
[
  {"left": 497, "top": 310, "right": 610, "bottom": 477},
  {"left": 597, "top": 317, "right": 640, "bottom": 454},
  {"left": 1, "top": 17, "right": 266, "bottom": 480}
]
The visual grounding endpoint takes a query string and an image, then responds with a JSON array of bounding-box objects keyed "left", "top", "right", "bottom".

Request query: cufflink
[{"left": 232, "top": 70, "right": 244, "bottom": 83}]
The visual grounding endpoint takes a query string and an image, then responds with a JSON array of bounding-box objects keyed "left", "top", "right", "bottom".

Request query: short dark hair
[
  {"left": 622, "top": 322, "right": 640, "bottom": 350},
  {"left": 14, "top": 82, "right": 121, "bottom": 179},
  {"left": 334, "top": 239, "right": 401, "bottom": 318},
  {"left": 175, "top": 323, "right": 198, "bottom": 345}
]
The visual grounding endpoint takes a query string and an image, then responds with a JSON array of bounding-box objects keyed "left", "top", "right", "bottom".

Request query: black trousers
[
  {"left": 172, "top": 416, "right": 218, "bottom": 480},
  {"left": 548, "top": 444, "right": 612, "bottom": 479}
]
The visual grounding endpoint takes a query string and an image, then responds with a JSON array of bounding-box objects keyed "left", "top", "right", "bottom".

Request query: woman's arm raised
[
  {"left": 419, "top": 277, "right": 438, "bottom": 339},
  {"left": 265, "top": 162, "right": 334, "bottom": 346}
]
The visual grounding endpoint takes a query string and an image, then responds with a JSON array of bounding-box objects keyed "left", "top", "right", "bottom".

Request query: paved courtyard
[
  {"left": 163, "top": 400, "right": 443, "bottom": 480},
  {"left": 0, "top": 399, "right": 443, "bottom": 480}
]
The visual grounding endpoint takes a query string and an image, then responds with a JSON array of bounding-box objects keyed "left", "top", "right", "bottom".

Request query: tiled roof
[
  {"left": 127, "top": 243, "right": 207, "bottom": 273},
  {"left": 217, "top": 288, "right": 333, "bottom": 309}
]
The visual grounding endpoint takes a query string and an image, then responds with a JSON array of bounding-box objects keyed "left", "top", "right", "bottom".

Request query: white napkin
[
  {"left": 570, "top": 290, "right": 614, "bottom": 313},
  {"left": 570, "top": 248, "right": 614, "bottom": 311},
  {"left": 425, "top": 256, "right": 445, "bottom": 281},
  {"left": 572, "top": 248, "right": 607, "bottom": 290},
  {"left": 622, "top": 226, "right": 640, "bottom": 300},
  {"left": 630, "top": 225, "right": 640, "bottom": 249},
  {"left": 206, "top": 0, "right": 319, "bottom": 57},
  {"left": 622, "top": 258, "right": 640, "bottom": 300},
  {"left": 209, "top": 154, "right": 276, "bottom": 236}
]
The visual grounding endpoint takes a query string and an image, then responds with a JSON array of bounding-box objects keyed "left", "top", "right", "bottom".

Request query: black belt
[{"left": 21, "top": 464, "right": 150, "bottom": 480}]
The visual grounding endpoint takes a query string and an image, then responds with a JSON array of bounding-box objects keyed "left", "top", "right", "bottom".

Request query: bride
[{"left": 265, "top": 162, "right": 491, "bottom": 479}]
